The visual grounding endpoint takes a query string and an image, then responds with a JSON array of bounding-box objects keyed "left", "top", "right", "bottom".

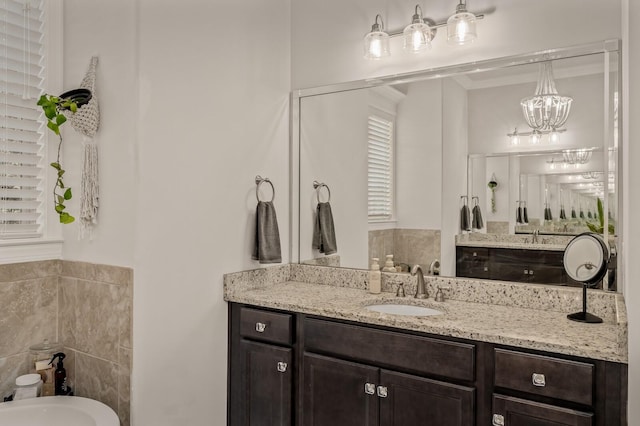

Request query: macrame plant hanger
[{"left": 70, "top": 57, "right": 100, "bottom": 239}]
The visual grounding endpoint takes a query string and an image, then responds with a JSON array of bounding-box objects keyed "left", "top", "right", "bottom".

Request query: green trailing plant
[
  {"left": 37, "top": 94, "right": 78, "bottom": 224},
  {"left": 585, "top": 198, "right": 615, "bottom": 235}
]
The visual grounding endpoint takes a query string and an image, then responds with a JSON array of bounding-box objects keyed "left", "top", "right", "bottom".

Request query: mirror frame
[{"left": 290, "top": 39, "right": 622, "bottom": 288}]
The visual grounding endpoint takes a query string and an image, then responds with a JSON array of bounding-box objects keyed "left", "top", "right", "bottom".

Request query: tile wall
[
  {"left": 369, "top": 228, "right": 440, "bottom": 270},
  {"left": 0, "top": 260, "right": 132, "bottom": 426}
]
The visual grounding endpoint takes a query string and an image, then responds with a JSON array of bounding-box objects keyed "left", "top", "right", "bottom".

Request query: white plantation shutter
[
  {"left": 1, "top": 0, "right": 45, "bottom": 238},
  {"left": 368, "top": 113, "right": 394, "bottom": 220}
]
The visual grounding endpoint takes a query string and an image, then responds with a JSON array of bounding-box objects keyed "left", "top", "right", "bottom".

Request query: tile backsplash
[
  {"left": 369, "top": 228, "right": 440, "bottom": 270},
  {"left": 0, "top": 260, "right": 132, "bottom": 426}
]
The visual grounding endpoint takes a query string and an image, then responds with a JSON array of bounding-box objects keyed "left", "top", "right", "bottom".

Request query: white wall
[
  {"left": 292, "top": 0, "right": 621, "bottom": 89},
  {"left": 62, "top": 0, "right": 138, "bottom": 267},
  {"left": 63, "top": 0, "right": 291, "bottom": 425},
  {"left": 441, "top": 78, "right": 468, "bottom": 276},
  {"left": 299, "top": 90, "right": 369, "bottom": 268},
  {"left": 396, "top": 80, "right": 442, "bottom": 229}
]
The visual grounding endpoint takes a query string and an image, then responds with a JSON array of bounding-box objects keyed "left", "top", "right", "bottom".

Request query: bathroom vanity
[{"left": 225, "top": 265, "right": 628, "bottom": 426}]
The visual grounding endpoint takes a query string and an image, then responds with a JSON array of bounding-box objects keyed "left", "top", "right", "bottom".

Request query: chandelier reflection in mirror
[
  {"left": 521, "top": 61, "right": 573, "bottom": 132},
  {"left": 364, "top": 0, "right": 482, "bottom": 60},
  {"left": 563, "top": 149, "right": 592, "bottom": 165}
]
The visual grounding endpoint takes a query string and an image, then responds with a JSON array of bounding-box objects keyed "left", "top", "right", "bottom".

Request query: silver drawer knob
[
  {"left": 376, "top": 386, "right": 388, "bottom": 398},
  {"left": 364, "top": 383, "right": 376, "bottom": 395},
  {"left": 492, "top": 414, "right": 505, "bottom": 426},
  {"left": 277, "top": 362, "right": 287, "bottom": 373},
  {"left": 532, "top": 372, "right": 546, "bottom": 387},
  {"left": 255, "top": 322, "right": 267, "bottom": 333}
]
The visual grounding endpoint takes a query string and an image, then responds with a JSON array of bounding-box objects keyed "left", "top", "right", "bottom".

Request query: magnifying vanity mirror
[{"left": 292, "top": 40, "right": 621, "bottom": 291}]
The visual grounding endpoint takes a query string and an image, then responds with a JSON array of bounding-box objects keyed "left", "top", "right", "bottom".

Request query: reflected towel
[
  {"left": 460, "top": 204, "right": 471, "bottom": 232},
  {"left": 252, "top": 201, "right": 282, "bottom": 264},
  {"left": 472, "top": 205, "right": 483, "bottom": 230},
  {"left": 313, "top": 202, "right": 337, "bottom": 255}
]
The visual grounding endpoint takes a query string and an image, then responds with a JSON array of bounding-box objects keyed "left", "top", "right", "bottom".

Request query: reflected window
[{"left": 367, "top": 110, "right": 394, "bottom": 221}]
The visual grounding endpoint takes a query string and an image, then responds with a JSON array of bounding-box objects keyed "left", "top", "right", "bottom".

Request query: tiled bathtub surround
[
  {"left": 368, "top": 228, "right": 440, "bottom": 270},
  {"left": 224, "top": 263, "right": 627, "bottom": 363},
  {"left": 0, "top": 260, "right": 132, "bottom": 426}
]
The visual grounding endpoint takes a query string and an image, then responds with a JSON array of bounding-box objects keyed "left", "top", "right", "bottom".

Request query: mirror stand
[{"left": 567, "top": 284, "right": 603, "bottom": 323}]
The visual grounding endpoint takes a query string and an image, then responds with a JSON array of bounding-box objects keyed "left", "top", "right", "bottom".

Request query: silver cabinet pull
[
  {"left": 492, "top": 414, "right": 505, "bottom": 426},
  {"left": 255, "top": 322, "right": 267, "bottom": 333},
  {"left": 532, "top": 373, "right": 546, "bottom": 387},
  {"left": 529, "top": 270, "right": 534, "bottom": 275},
  {"left": 364, "top": 383, "right": 376, "bottom": 395},
  {"left": 524, "top": 269, "right": 528, "bottom": 274},
  {"left": 277, "top": 362, "right": 287, "bottom": 373},
  {"left": 484, "top": 266, "right": 489, "bottom": 271},
  {"left": 473, "top": 252, "right": 477, "bottom": 257},
  {"left": 376, "top": 386, "right": 388, "bottom": 398}
]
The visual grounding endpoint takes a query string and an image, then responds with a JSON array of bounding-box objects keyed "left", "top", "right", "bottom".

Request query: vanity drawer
[
  {"left": 239, "top": 307, "right": 293, "bottom": 345},
  {"left": 494, "top": 349, "right": 594, "bottom": 405},
  {"left": 304, "top": 317, "right": 475, "bottom": 381}
]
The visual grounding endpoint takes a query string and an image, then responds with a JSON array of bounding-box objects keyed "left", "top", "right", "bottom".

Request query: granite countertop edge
[
  {"left": 225, "top": 281, "right": 627, "bottom": 364},
  {"left": 455, "top": 241, "right": 567, "bottom": 251}
]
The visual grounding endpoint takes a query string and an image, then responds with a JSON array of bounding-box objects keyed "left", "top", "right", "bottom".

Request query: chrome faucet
[
  {"left": 411, "top": 265, "right": 428, "bottom": 299},
  {"left": 531, "top": 229, "right": 539, "bottom": 244},
  {"left": 428, "top": 259, "right": 440, "bottom": 276}
]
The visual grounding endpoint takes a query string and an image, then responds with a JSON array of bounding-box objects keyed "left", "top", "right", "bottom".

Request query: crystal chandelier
[
  {"left": 521, "top": 62, "right": 573, "bottom": 131},
  {"left": 563, "top": 149, "right": 592, "bottom": 165}
]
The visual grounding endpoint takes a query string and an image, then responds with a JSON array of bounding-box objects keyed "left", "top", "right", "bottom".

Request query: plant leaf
[
  {"left": 50, "top": 162, "right": 61, "bottom": 170},
  {"left": 70, "top": 103, "right": 77, "bottom": 113},
  {"left": 56, "top": 114, "right": 67, "bottom": 126},
  {"left": 64, "top": 188, "right": 72, "bottom": 200},
  {"left": 47, "top": 121, "right": 60, "bottom": 135},
  {"left": 59, "top": 212, "right": 75, "bottom": 224},
  {"left": 57, "top": 195, "right": 64, "bottom": 204},
  {"left": 55, "top": 204, "right": 65, "bottom": 213},
  {"left": 44, "top": 105, "right": 57, "bottom": 120}
]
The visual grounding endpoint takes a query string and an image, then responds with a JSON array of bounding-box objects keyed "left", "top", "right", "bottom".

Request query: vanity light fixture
[
  {"left": 364, "top": 1, "right": 484, "bottom": 59},
  {"left": 364, "top": 15, "right": 390, "bottom": 60},
  {"left": 447, "top": 0, "right": 477, "bottom": 45},
  {"left": 403, "top": 5, "right": 433, "bottom": 52},
  {"left": 507, "top": 127, "right": 566, "bottom": 146},
  {"left": 521, "top": 61, "right": 573, "bottom": 131}
]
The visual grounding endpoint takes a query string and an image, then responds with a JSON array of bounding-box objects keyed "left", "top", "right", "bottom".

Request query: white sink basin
[{"left": 365, "top": 304, "right": 443, "bottom": 317}]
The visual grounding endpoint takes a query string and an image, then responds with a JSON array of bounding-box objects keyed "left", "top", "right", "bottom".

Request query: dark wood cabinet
[
  {"left": 379, "top": 369, "right": 474, "bottom": 426},
  {"left": 456, "top": 246, "right": 567, "bottom": 285},
  {"left": 229, "top": 305, "right": 294, "bottom": 426},
  {"left": 302, "top": 353, "right": 378, "bottom": 426},
  {"left": 239, "top": 340, "right": 293, "bottom": 426},
  {"left": 492, "top": 394, "right": 593, "bottom": 426},
  {"left": 228, "top": 303, "right": 627, "bottom": 426}
]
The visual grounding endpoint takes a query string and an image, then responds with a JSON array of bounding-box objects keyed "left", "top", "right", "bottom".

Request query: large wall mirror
[{"left": 292, "top": 40, "right": 620, "bottom": 289}]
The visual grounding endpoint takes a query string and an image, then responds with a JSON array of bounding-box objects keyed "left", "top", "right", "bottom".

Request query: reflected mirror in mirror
[{"left": 294, "top": 41, "right": 620, "bottom": 291}]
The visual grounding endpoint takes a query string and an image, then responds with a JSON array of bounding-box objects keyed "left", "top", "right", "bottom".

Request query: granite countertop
[
  {"left": 455, "top": 240, "right": 567, "bottom": 251},
  {"left": 224, "top": 271, "right": 627, "bottom": 364}
]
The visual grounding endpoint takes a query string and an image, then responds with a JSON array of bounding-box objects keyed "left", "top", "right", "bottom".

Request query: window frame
[
  {"left": 0, "top": 0, "right": 64, "bottom": 264},
  {"left": 367, "top": 107, "right": 396, "bottom": 224}
]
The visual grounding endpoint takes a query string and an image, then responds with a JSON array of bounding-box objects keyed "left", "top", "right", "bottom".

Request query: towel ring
[
  {"left": 255, "top": 175, "right": 275, "bottom": 202},
  {"left": 313, "top": 181, "right": 331, "bottom": 203}
]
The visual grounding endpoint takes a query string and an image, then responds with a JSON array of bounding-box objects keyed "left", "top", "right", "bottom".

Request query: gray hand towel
[
  {"left": 312, "top": 202, "right": 337, "bottom": 255},
  {"left": 252, "top": 201, "right": 282, "bottom": 264}
]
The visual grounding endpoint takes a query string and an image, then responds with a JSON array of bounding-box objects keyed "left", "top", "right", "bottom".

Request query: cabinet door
[
  {"left": 238, "top": 340, "right": 292, "bottom": 426},
  {"left": 456, "top": 247, "right": 490, "bottom": 279},
  {"left": 379, "top": 370, "right": 475, "bottom": 426},
  {"left": 303, "top": 353, "right": 379, "bottom": 426},
  {"left": 492, "top": 394, "right": 593, "bottom": 426}
]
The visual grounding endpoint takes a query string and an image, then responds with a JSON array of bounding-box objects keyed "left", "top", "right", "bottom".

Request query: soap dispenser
[
  {"left": 49, "top": 352, "right": 68, "bottom": 395},
  {"left": 369, "top": 258, "right": 381, "bottom": 294}
]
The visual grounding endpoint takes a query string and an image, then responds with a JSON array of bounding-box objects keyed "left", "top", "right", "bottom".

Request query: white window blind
[
  {"left": 368, "top": 113, "right": 394, "bottom": 220},
  {"left": 1, "top": 0, "right": 45, "bottom": 238}
]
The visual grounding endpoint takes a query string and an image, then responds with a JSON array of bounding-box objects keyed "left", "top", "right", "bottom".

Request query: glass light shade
[
  {"left": 364, "top": 31, "right": 390, "bottom": 59},
  {"left": 447, "top": 11, "right": 477, "bottom": 45},
  {"left": 403, "top": 22, "right": 432, "bottom": 52},
  {"left": 510, "top": 134, "right": 520, "bottom": 146},
  {"left": 549, "top": 129, "right": 560, "bottom": 144},
  {"left": 530, "top": 131, "right": 541, "bottom": 144}
]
